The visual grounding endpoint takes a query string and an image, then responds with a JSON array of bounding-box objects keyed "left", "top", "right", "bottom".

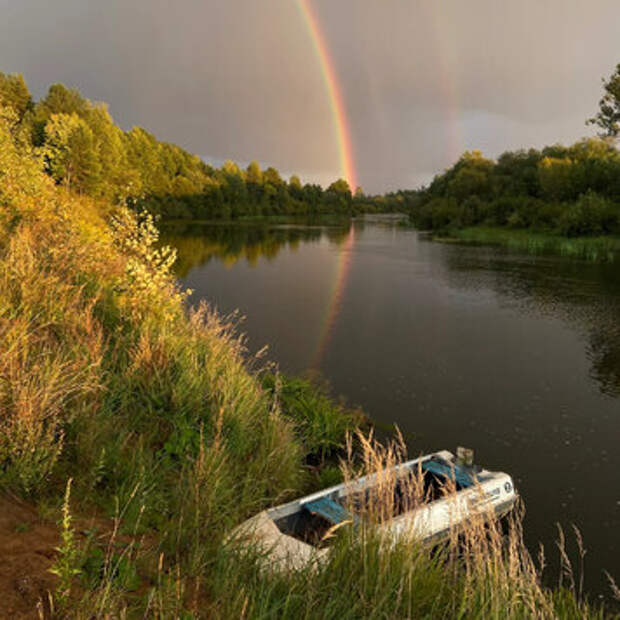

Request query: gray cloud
[{"left": 1, "top": 0, "right": 618, "bottom": 192}]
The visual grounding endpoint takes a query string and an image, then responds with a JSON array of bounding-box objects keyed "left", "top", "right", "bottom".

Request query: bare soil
[{"left": 0, "top": 494, "right": 59, "bottom": 619}]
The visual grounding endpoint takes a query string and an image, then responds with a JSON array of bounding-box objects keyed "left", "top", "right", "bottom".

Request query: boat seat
[
  {"left": 303, "top": 497, "right": 353, "bottom": 526},
  {"left": 422, "top": 458, "right": 474, "bottom": 488}
]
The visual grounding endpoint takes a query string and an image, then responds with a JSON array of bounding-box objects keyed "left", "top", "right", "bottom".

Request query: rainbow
[
  {"left": 296, "top": 0, "right": 357, "bottom": 192},
  {"left": 295, "top": 3, "right": 464, "bottom": 367},
  {"left": 296, "top": 1, "right": 358, "bottom": 367},
  {"left": 311, "top": 224, "right": 355, "bottom": 368}
]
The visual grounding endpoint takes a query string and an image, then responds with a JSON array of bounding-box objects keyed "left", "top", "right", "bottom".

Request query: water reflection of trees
[
  {"left": 438, "top": 246, "right": 620, "bottom": 397},
  {"left": 161, "top": 220, "right": 354, "bottom": 278}
]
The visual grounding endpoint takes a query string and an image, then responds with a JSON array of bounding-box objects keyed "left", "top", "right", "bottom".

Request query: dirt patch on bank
[{"left": 0, "top": 494, "right": 59, "bottom": 618}]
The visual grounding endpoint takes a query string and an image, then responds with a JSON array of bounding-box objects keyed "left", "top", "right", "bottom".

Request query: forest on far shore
[
  {"left": 5, "top": 64, "right": 620, "bottom": 236},
  {"left": 390, "top": 63, "right": 620, "bottom": 238},
  {"left": 0, "top": 72, "right": 391, "bottom": 219}
]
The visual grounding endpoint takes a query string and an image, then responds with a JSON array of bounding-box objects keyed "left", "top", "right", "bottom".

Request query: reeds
[{"left": 448, "top": 227, "right": 620, "bottom": 262}]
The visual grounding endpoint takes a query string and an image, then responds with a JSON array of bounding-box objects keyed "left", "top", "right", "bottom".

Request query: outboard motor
[
  {"left": 456, "top": 446, "right": 482, "bottom": 475},
  {"left": 456, "top": 446, "right": 474, "bottom": 468}
]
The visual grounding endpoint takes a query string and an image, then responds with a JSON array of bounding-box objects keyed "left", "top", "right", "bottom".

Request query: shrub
[{"left": 557, "top": 191, "right": 619, "bottom": 236}]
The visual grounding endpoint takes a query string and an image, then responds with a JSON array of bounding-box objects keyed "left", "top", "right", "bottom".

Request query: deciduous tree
[{"left": 588, "top": 63, "right": 620, "bottom": 138}]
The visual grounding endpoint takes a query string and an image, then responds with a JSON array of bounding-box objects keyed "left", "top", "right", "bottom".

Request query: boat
[{"left": 231, "top": 448, "right": 517, "bottom": 570}]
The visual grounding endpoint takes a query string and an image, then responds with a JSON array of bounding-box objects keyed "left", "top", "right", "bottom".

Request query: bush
[{"left": 557, "top": 191, "right": 619, "bottom": 236}]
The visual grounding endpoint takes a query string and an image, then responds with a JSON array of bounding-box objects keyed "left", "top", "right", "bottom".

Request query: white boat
[{"left": 232, "top": 448, "right": 517, "bottom": 570}]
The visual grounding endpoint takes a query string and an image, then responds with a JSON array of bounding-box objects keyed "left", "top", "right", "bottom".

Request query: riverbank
[{"left": 432, "top": 226, "right": 620, "bottom": 262}]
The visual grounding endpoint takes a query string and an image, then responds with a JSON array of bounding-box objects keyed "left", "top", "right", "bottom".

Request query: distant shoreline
[{"left": 428, "top": 226, "right": 620, "bottom": 262}]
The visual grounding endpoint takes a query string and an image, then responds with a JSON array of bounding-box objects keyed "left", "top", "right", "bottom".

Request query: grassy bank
[
  {"left": 1, "top": 107, "right": 617, "bottom": 616},
  {"left": 0, "top": 106, "right": 359, "bottom": 616},
  {"left": 433, "top": 226, "right": 620, "bottom": 262}
]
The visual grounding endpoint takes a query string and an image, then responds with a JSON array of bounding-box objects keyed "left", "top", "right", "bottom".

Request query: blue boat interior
[
  {"left": 303, "top": 496, "right": 352, "bottom": 526},
  {"left": 272, "top": 457, "right": 480, "bottom": 546},
  {"left": 421, "top": 457, "right": 476, "bottom": 490}
]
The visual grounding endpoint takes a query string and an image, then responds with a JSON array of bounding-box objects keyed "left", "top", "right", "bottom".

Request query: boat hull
[{"left": 231, "top": 450, "right": 517, "bottom": 570}]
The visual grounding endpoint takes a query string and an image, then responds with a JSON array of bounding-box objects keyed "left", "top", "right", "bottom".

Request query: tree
[
  {"left": 0, "top": 72, "right": 32, "bottom": 120},
  {"left": 537, "top": 157, "right": 577, "bottom": 201},
  {"left": 288, "top": 174, "right": 303, "bottom": 203},
  {"left": 446, "top": 151, "right": 494, "bottom": 202},
  {"left": 327, "top": 178, "right": 351, "bottom": 195},
  {"left": 40, "top": 83, "right": 89, "bottom": 118},
  {"left": 326, "top": 178, "right": 352, "bottom": 213},
  {"left": 587, "top": 63, "right": 620, "bottom": 138},
  {"left": 125, "top": 127, "right": 164, "bottom": 196},
  {"left": 44, "top": 113, "right": 101, "bottom": 193},
  {"left": 220, "top": 161, "right": 248, "bottom": 215},
  {"left": 263, "top": 167, "right": 283, "bottom": 187},
  {"left": 222, "top": 159, "right": 243, "bottom": 179},
  {"left": 86, "top": 104, "right": 136, "bottom": 201},
  {"left": 1, "top": 77, "right": 393, "bottom": 217},
  {"left": 245, "top": 160, "right": 263, "bottom": 185}
]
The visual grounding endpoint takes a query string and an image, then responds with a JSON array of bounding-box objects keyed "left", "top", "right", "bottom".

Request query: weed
[{"left": 49, "top": 479, "right": 81, "bottom": 607}]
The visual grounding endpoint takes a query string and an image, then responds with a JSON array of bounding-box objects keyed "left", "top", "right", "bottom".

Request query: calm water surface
[{"left": 163, "top": 216, "right": 620, "bottom": 597}]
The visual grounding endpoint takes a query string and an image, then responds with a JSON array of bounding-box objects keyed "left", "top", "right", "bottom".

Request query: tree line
[
  {"left": 0, "top": 73, "right": 389, "bottom": 219},
  {"left": 399, "top": 63, "right": 620, "bottom": 237}
]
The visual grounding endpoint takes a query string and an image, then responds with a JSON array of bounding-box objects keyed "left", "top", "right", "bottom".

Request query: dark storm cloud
[{"left": 1, "top": 0, "right": 619, "bottom": 192}]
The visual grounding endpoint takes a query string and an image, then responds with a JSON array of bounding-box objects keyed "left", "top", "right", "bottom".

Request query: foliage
[
  {"left": 406, "top": 140, "right": 620, "bottom": 246},
  {"left": 557, "top": 190, "right": 618, "bottom": 237},
  {"left": 401, "top": 62, "right": 620, "bottom": 249},
  {"left": 588, "top": 62, "right": 620, "bottom": 137},
  {"left": 437, "top": 227, "right": 620, "bottom": 262},
  {"left": 0, "top": 96, "right": 368, "bottom": 614},
  {"left": 0, "top": 74, "right": 393, "bottom": 219},
  {"left": 0, "top": 72, "right": 32, "bottom": 120},
  {"left": 43, "top": 113, "right": 101, "bottom": 193}
]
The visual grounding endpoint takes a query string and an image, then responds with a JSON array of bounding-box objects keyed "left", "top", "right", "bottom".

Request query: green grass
[
  {"left": 434, "top": 226, "right": 620, "bottom": 262},
  {"left": 262, "top": 373, "right": 368, "bottom": 461}
]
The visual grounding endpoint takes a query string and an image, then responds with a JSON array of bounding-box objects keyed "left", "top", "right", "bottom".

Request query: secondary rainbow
[
  {"left": 296, "top": 0, "right": 357, "bottom": 192},
  {"left": 422, "top": 3, "right": 465, "bottom": 164}
]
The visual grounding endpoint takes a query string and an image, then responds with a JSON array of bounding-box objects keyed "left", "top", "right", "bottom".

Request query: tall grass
[
  {"left": 262, "top": 373, "right": 367, "bottom": 463},
  {"left": 439, "top": 226, "right": 620, "bottom": 262},
  {"left": 209, "top": 433, "right": 609, "bottom": 619}
]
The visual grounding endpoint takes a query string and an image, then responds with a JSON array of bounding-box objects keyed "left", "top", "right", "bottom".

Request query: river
[{"left": 162, "top": 215, "right": 620, "bottom": 598}]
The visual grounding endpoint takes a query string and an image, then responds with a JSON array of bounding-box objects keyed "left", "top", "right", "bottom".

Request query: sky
[{"left": 1, "top": 0, "right": 619, "bottom": 193}]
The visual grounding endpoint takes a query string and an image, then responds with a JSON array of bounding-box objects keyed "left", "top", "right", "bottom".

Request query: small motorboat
[{"left": 232, "top": 448, "right": 517, "bottom": 570}]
